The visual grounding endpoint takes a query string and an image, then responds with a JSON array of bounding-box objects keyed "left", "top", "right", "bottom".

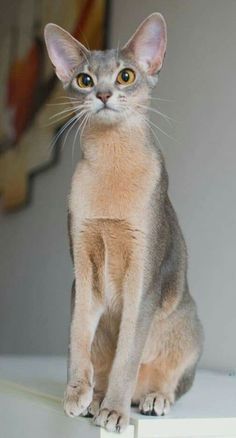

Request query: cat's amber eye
[
  {"left": 116, "top": 68, "right": 136, "bottom": 85},
  {"left": 77, "top": 73, "right": 94, "bottom": 88}
]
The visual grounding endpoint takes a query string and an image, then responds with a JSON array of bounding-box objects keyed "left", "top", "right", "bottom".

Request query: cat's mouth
[{"left": 96, "top": 105, "right": 118, "bottom": 114}]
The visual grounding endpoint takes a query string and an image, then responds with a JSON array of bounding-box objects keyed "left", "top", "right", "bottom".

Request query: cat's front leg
[
  {"left": 94, "top": 258, "right": 155, "bottom": 433},
  {"left": 64, "top": 242, "right": 103, "bottom": 417}
]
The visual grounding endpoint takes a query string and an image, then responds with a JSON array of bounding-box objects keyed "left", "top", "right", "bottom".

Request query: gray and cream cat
[{"left": 44, "top": 13, "right": 203, "bottom": 433}]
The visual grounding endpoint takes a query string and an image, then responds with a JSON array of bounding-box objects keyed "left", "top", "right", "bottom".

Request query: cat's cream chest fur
[{"left": 69, "top": 125, "right": 161, "bottom": 231}]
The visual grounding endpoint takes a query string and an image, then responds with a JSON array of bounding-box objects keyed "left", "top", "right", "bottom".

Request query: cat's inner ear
[
  {"left": 44, "top": 23, "right": 89, "bottom": 83},
  {"left": 122, "top": 13, "right": 167, "bottom": 76}
]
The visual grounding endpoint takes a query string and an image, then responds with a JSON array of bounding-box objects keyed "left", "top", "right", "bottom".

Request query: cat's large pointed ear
[
  {"left": 44, "top": 23, "right": 89, "bottom": 84},
  {"left": 122, "top": 13, "right": 167, "bottom": 76}
]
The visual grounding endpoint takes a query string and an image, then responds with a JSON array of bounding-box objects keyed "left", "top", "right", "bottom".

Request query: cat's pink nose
[{"left": 96, "top": 91, "right": 112, "bottom": 104}]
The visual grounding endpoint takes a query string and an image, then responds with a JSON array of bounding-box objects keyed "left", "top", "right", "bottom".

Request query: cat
[{"left": 44, "top": 13, "right": 204, "bottom": 433}]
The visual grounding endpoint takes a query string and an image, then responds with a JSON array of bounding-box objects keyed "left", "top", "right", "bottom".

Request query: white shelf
[{"left": 0, "top": 356, "right": 236, "bottom": 437}]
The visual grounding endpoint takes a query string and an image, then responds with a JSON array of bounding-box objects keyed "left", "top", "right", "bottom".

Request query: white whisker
[
  {"left": 46, "top": 111, "right": 75, "bottom": 126},
  {"left": 126, "top": 103, "right": 178, "bottom": 144},
  {"left": 128, "top": 106, "right": 163, "bottom": 149},
  {"left": 46, "top": 101, "right": 81, "bottom": 107},
  {"left": 80, "top": 113, "right": 90, "bottom": 143},
  {"left": 54, "top": 96, "right": 81, "bottom": 101},
  {"left": 49, "top": 107, "right": 76, "bottom": 120},
  {"left": 61, "top": 116, "right": 80, "bottom": 153},
  {"left": 63, "top": 111, "right": 89, "bottom": 156},
  {"left": 136, "top": 103, "right": 176, "bottom": 126},
  {"left": 49, "top": 113, "right": 80, "bottom": 152},
  {"left": 72, "top": 113, "right": 89, "bottom": 164},
  {"left": 149, "top": 96, "right": 175, "bottom": 102},
  {"left": 49, "top": 104, "right": 90, "bottom": 120},
  {"left": 147, "top": 117, "right": 178, "bottom": 143}
]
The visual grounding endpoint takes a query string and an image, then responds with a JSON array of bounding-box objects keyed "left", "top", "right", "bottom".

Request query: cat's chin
[{"left": 92, "top": 108, "right": 124, "bottom": 126}]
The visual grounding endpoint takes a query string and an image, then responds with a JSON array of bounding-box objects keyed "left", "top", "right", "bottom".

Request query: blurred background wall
[{"left": 0, "top": 0, "right": 235, "bottom": 372}]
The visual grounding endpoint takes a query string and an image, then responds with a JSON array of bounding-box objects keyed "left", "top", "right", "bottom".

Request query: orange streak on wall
[{"left": 7, "top": 42, "right": 41, "bottom": 144}]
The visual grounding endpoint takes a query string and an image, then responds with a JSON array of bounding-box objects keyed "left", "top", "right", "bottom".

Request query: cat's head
[{"left": 44, "top": 13, "right": 167, "bottom": 126}]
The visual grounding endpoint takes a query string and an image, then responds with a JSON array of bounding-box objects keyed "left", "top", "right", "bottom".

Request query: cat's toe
[
  {"left": 88, "top": 397, "right": 103, "bottom": 417},
  {"left": 139, "top": 392, "right": 170, "bottom": 416},
  {"left": 94, "top": 407, "right": 129, "bottom": 433},
  {"left": 63, "top": 383, "right": 93, "bottom": 417},
  {"left": 80, "top": 396, "right": 103, "bottom": 417}
]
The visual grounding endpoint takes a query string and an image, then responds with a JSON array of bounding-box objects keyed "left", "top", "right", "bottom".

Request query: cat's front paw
[
  {"left": 139, "top": 392, "right": 171, "bottom": 416},
  {"left": 93, "top": 405, "right": 129, "bottom": 433},
  {"left": 63, "top": 381, "right": 93, "bottom": 417}
]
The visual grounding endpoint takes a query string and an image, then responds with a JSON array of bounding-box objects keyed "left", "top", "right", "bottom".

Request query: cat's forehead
[{"left": 85, "top": 49, "right": 125, "bottom": 76}]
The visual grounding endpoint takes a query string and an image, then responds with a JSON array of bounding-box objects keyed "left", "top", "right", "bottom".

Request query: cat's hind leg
[
  {"left": 135, "top": 313, "right": 202, "bottom": 416},
  {"left": 137, "top": 359, "right": 197, "bottom": 416},
  {"left": 138, "top": 364, "right": 197, "bottom": 416}
]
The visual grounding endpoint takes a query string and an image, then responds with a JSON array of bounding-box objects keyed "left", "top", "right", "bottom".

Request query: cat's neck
[{"left": 80, "top": 118, "right": 152, "bottom": 167}]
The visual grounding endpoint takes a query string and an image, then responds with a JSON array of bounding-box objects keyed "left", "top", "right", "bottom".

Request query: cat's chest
[{"left": 70, "top": 156, "right": 160, "bottom": 224}]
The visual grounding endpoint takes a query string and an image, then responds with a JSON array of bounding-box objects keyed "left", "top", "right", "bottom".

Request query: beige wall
[{"left": 0, "top": 0, "right": 235, "bottom": 371}]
